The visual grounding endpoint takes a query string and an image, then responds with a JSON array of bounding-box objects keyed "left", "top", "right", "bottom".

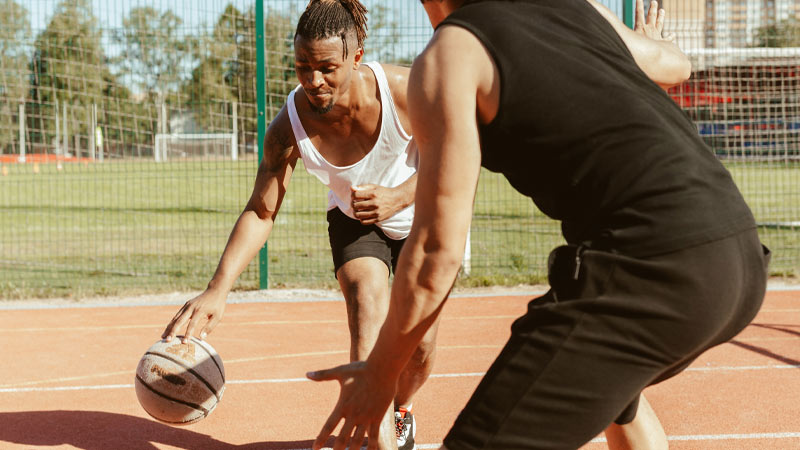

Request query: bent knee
[{"left": 409, "top": 337, "right": 437, "bottom": 367}]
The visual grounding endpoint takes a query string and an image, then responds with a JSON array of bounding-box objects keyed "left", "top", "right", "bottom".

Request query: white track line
[
  {"left": 297, "top": 432, "right": 800, "bottom": 449},
  {"left": 4, "top": 365, "right": 799, "bottom": 393},
  {"left": 589, "top": 432, "right": 800, "bottom": 443},
  {"left": 0, "top": 316, "right": 517, "bottom": 333},
  {"left": 1, "top": 284, "right": 796, "bottom": 311},
  {"left": 221, "top": 431, "right": 800, "bottom": 450},
  {"left": 686, "top": 364, "right": 800, "bottom": 372}
]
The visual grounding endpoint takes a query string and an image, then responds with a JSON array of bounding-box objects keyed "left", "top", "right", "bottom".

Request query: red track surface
[{"left": 1, "top": 290, "right": 798, "bottom": 449}]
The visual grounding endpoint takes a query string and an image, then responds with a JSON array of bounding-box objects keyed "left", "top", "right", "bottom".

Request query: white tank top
[{"left": 286, "top": 62, "right": 416, "bottom": 240}]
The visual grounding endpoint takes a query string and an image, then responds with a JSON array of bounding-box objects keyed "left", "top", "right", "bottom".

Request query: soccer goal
[{"left": 154, "top": 133, "right": 238, "bottom": 162}]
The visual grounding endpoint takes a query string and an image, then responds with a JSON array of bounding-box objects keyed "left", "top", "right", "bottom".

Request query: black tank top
[{"left": 441, "top": 0, "right": 756, "bottom": 257}]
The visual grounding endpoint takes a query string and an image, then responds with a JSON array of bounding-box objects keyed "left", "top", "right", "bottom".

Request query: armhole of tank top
[
  {"left": 286, "top": 87, "right": 310, "bottom": 143},
  {"left": 364, "top": 62, "right": 411, "bottom": 140},
  {"left": 438, "top": 19, "right": 505, "bottom": 128}
]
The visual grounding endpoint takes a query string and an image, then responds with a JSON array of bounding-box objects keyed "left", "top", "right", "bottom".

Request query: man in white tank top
[{"left": 162, "top": 1, "right": 434, "bottom": 449}]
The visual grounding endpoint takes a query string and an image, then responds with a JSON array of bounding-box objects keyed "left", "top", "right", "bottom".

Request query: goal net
[{"left": 154, "top": 133, "right": 238, "bottom": 162}]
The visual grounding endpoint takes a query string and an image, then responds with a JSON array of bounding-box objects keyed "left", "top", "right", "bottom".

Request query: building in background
[{"left": 663, "top": 0, "right": 799, "bottom": 50}]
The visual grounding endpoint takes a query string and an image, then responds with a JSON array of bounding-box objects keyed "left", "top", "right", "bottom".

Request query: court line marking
[
  {"left": 734, "top": 336, "right": 800, "bottom": 342},
  {"left": 4, "top": 365, "right": 799, "bottom": 393},
  {"left": 0, "top": 315, "right": 518, "bottom": 333},
  {"left": 0, "top": 292, "right": 538, "bottom": 311},
  {"left": 163, "top": 431, "right": 800, "bottom": 450},
  {"left": 1, "top": 284, "right": 795, "bottom": 311},
  {"left": 0, "top": 346, "right": 499, "bottom": 389},
  {"left": 589, "top": 432, "right": 800, "bottom": 443},
  {"left": 250, "top": 432, "right": 800, "bottom": 449},
  {"left": 685, "top": 364, "right": 800, "bottom": 372}
]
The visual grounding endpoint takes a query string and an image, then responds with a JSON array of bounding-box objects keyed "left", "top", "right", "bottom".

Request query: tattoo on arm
[{"left": 263, "top": 127, "right": 294, "bottom": 173}]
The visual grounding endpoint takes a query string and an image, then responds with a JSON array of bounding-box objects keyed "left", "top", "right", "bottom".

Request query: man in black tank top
[{"left": 307, "top": 1, "right": 770, "bottom": 449}]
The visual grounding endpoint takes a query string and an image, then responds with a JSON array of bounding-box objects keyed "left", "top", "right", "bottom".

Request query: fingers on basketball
[
  {"left": 201, "top": 315, "right": 222, "bottom": 340},
  {"left": 162, "top": 305, "right": 189, "bottom": 340},
  {"left": 183, "top": 310, "right": 207, "bottom": 343}
]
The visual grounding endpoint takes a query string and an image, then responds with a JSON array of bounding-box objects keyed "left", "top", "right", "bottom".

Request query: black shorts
[
  {"left": 444, "top": 228, "right": 770, "bottom": 450},
  {"left": 327, "top": 207, "right": 406, "bottom": 275}
]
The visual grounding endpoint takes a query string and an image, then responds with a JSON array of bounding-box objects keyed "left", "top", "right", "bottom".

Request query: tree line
[{"left": 0, "top": 0, "right": 407, "bottom": 157}]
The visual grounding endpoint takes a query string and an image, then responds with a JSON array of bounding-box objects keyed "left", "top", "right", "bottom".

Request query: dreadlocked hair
[{"left": 295, "top": 0, "right": 368, "bottom": 59}]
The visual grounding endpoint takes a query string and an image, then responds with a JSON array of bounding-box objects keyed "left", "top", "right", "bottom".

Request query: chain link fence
[{"left": 0, "top": 0, "right": 797, "bottom": 299}]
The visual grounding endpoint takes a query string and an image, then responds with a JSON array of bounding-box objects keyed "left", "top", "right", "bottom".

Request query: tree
[
  {"left": 181, "top": 1, "right": 411, "bottom": 153},
  {"left": 183, "top": 3, "right": 294, "bottom": 147},
  {"left": 29, "top": 0, "right": 109, "bottom": 151},
  {"left": 0, "top": 0, "right": 30, "bottom": 152},
  {"left": 183, "top": 4, "right": 247, "bottom": 134},
  {"left": 364, "top": 4, "right": 404, "bottom": 64},
  {"left": 755, "top": 18, "right": 800, "bottom": 47},
  {"left": 114, "top": 7, "right": 195, "bottom": 105}
]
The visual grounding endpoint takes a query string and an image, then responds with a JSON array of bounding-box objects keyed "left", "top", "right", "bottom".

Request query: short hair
[{"left": 295, "top": 0, "right": 368, "bottom": 59}]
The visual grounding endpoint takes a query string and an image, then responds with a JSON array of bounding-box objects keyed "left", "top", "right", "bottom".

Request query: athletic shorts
[
  {"left": 327, "top": 207, "right": 406, "bottom": 275},
  {"left": 443, "top": 228, "right": 770, "bottom": 450}
]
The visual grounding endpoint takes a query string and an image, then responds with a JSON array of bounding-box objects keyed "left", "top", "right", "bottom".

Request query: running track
[{"left": 1, "top": 287, "right": 799, "bottom": 449}]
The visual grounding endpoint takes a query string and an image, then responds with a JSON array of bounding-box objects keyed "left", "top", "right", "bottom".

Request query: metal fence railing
[{"left": 1, "top": 0, "right": 798, "bottom": 299}]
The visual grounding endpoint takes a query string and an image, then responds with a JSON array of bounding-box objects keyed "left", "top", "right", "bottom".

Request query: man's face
[{"left": 294, "top": 34, "right": 361, "bottom": 115}]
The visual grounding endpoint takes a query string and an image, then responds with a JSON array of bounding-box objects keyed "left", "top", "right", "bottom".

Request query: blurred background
[{"left": 0, "top": 0, "right": 797, "bottom": 299}]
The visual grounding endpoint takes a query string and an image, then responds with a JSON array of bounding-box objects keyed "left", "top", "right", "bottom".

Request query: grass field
[{"left": 0, "top": 158, "right": 797, "bottom": 299}]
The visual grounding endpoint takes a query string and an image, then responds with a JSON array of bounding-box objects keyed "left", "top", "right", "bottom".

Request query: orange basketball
[{"left": 135, "top": 336, "right": 225, "bottom": 425}]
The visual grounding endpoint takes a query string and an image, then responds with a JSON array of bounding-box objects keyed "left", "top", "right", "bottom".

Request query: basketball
[{"left": 135, "top": 336, "right": 225, "bottom": 425}]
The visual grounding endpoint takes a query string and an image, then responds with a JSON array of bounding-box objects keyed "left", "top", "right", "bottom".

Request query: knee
[
  {"left": 409, "top": 333, "right": 437, "bottom": 368},
  {"left": 342, "top": 283, "right": 387, "bottom": 322}
]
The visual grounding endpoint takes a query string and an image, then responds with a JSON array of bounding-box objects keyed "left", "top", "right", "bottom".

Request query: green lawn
[{"left": 0, "top": 159, "right": 797, "bottom": 299}]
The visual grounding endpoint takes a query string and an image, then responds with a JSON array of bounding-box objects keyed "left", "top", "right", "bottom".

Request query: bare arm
[
  {"left": 207, "top": 112, "right": 298, "bottom": 292},
  {"left": 588, "top": 0, "right": 691, "bottom": 89},
  {"left": 381, "top": 63, "right": 413, "bottom": 134},
  {"left": 162, "top": 108, "right": 299, "bottom": 342},
  {"left": 308, "top": 25, "right": 487, "bottom": 450}
]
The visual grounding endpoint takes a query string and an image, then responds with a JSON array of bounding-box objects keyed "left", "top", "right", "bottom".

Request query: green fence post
[
  {"left": 623, "top": 0, "right": 635, "bottom": 28},
  {"left": 256, "top": 0, "right": 269, "bottom": 289}
]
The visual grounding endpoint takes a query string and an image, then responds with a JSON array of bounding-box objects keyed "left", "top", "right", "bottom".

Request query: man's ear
[{"left": 353, "top": 47, "right": 364, "bottom": 69}]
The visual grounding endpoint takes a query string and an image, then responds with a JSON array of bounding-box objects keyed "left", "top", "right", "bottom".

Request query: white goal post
[{"left": 154, "top": 133, "right": 238, "bottom": 162}]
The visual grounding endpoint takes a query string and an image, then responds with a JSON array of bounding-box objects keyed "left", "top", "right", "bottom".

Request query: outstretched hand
[
  {"left": 634, "top": 0, "right": 675, "bottom": 42},
  {"left": 307, "top": 361, "right": 397, "bottom": 450}
]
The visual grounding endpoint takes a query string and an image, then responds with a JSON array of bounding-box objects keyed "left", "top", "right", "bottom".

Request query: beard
[{"left": 309, "top": 98, "right": 335, "bottom": 115}]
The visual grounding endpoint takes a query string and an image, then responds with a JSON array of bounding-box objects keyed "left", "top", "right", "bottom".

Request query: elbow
[
  {"left": 244, "top": 199, "right": 273, "bottom": 221},
  {"left": 674, "top": 55, "right": 692, "bottom": 84},
  {"left": 416, "top": 246, "right": 465, "bottom": 290},
  {"left": 660, "top": 53, "right": 692, "bottom": 88}
]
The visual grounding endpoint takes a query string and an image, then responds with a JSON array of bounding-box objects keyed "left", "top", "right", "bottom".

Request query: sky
[
  {"left": 25, "top": 0, "right": 435, "bottom": 61},
  {"left": 23, "top": 0, "right": 627, "bottom": 67}
]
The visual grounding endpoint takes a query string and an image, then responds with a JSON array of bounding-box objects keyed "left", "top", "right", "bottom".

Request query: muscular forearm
[
  {"left": 207, "top": 209, "right": 274, "bottom": 293},
  {"left": 367, "top": 222, "right": 466, "bottom": 376}
]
